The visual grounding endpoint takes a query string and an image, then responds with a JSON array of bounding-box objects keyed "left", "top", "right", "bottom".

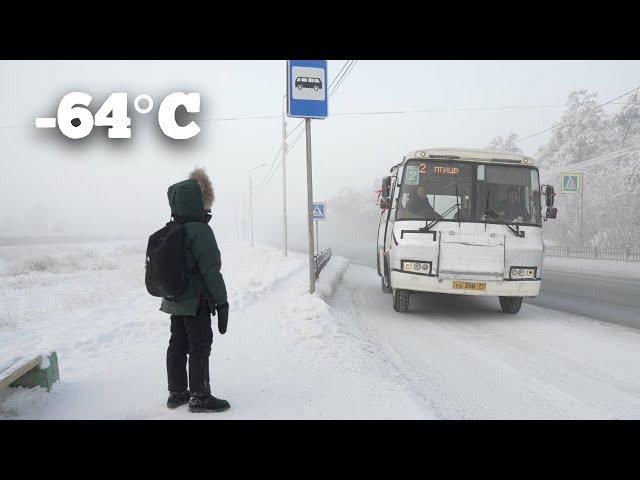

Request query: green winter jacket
[{"left": 159, "top": 178, "right": 228, "bottom": 317}]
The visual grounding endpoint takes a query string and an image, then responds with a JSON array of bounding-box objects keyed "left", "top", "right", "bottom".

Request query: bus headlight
[
  {"left": 402, "top": 260, "right": 432, "bottom": 274},
  {"left": 510, "top": 267, "right": 537, "bottom": 279}
]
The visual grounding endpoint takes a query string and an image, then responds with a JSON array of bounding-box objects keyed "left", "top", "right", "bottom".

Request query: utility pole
[
  {"left": 305, "top": 118, "right": 316, "bottom": 294},
  {"left": 249, "top": 163, "right": 267, "bottom": 247},
  {"left": 281, "top": 94, "right": 288, "bottom": 257}
]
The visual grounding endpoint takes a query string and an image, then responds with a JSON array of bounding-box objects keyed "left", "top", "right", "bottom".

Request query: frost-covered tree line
[{"left": 489, "top": 90, "right": 640, "bottom": 248}]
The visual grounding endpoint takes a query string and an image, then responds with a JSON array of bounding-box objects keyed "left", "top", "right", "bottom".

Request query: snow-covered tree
[
  {"left": 487, "top": 133, "right": 523, "bottom": 154},
  {"left": 535, "top": 90, "right": 640, "bottom": 248},
  {"left": 537, "top": 90, "right": 609, "bottom": 172}
]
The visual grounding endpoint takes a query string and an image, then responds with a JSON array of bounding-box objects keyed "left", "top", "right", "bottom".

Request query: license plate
[{"left": 452, "top": 281, "right": 487, "bottom": 291}]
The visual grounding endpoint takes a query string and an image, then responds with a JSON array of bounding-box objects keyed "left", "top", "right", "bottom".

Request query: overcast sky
[{"left": 1, "top": 60, "right": 639, "bottom": 247}]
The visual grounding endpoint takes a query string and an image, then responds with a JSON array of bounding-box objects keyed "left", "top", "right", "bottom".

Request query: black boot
[
  {"left": 167, "top": 390, "right": 191, "bottom": 409},
  {"left": 188, "top": 394, "right": 230, "bottom": 413}
]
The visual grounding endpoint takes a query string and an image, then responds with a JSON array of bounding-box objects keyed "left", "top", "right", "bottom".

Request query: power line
[
  {"left": 542, "top": 144, "right": 639, "bottom": 176},
  {"left": 3, "top": 101, "right": 637, "bottom": 130},
  {"left": 515, "top": 86, "right": 640, "bottom": 144},
  {"left": 329, "top": 60, "right": 358, "bottom": 97},
  {"left": 328, "top": 60, "right": 354, "bottom": 95},
  {"left": 328, "top": 60, "right": 350, "bottom": 90}
]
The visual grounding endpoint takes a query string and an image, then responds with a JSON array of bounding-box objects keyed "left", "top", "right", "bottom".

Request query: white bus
[{"left": 377, "top": 148, "right": 557, "bottom": 314}]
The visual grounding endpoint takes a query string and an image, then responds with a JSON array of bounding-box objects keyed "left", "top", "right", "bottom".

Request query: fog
[{"left": 2, "top": 60, "right": 639, "bottom": 263}]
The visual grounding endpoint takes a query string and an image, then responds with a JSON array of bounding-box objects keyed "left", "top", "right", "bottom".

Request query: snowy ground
[
  {"left": 2, "top": 240, "right": 640, "bottom": 419},
  {"left": 0, "top": 240, "right": 429, "bottom": 419}
]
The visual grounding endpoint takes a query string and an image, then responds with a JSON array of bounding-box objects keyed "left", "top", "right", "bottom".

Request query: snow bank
[
  {"left": 315, "top": 256, "right": 349, "bottom": 300},
  {"left": 281, "top": 256, "right": 349, "bottom": 342},
  {"left": 225, "top": 245, "right": 304, "bottom": 311},
  {"left": 544, "top": 255, "right": 640, "bottom": 279}
]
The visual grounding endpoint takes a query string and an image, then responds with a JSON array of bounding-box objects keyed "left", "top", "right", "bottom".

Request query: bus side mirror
[
  {"left": 545, "top": 207, "right": 557, "bottom": 220},
  {"left": 379, "top": 176, "right": 392, "bottom": 209},
  {"left": 544, "top": 185, "right": 555, "bottom": 208}
]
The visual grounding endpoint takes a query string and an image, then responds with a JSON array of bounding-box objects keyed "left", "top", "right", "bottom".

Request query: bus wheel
[
  {"left": 499, "top": 296, "right": 523, "bottom": 314},
  {"left": 393, "top": 289, "right": 410, "bottom": 313}
]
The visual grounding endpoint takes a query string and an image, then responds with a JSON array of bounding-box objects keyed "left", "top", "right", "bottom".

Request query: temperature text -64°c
[{"left": 35, "top": 92, "right": 201, "bottom": 140}]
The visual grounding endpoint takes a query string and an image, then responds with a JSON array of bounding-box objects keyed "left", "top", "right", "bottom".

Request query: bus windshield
[{"left": 395, "top": 160, "right": 542, "bottom": 226}]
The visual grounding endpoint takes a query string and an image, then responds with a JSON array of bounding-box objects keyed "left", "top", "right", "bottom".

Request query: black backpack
[{"left": 145, "top": 221, "right": 189, "bottom": 299}]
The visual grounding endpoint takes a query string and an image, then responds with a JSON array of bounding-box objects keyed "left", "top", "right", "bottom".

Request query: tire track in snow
[
  {"left": 329, "top": 267, "right": 443, "bottom": 417},
  {"left": 329, "top": 264, "right": 640, "bottom": 419}
]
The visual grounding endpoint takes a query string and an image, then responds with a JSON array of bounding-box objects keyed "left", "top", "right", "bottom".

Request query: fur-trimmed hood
[
  {"left": 189, "top": 167, "right": 214, "bottom": 210},
  {"left": 166, "top": 168, "right": 215, "bottom": 223}
]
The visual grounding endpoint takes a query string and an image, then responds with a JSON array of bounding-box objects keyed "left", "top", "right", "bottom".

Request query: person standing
[{"left": 160, "top": 167, "right": 230, "bottom": 413}]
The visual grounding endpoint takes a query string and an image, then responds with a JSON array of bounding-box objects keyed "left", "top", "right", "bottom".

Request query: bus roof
[{"left": 402, "top": 148, "right": 535, "bottom": 166}]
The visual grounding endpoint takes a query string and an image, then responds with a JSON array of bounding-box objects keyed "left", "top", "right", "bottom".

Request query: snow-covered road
[
  {"left": 526, "top": 257, "right": 640, "bottom": 330},
  {"left": 330, "top": 264, "right": 640, "bottom": 419}
]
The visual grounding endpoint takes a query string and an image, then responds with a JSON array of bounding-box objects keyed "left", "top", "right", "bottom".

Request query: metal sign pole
[
  {"left": 315, "top": 220, "right": 319, "bottom": 254},
  {"left": 305, "top": 118, "right": 316, "bottom": 294}
]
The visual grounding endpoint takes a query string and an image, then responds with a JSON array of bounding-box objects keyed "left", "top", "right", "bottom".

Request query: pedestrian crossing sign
[
  {"left": 560, "top": 172, "right": 581, "bottom": 194},
  {"left": 312, "top": 202, "right": 326, "bottom": 220}
]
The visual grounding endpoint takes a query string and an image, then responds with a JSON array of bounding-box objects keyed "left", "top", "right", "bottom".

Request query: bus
[{"left": 377, "top": 148, "right": 557, "bottom": 314}]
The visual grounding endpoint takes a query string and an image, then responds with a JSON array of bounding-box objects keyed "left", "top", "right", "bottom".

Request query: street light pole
[{"left": 249, "top": 163, "right": 267, "bottom": 248}]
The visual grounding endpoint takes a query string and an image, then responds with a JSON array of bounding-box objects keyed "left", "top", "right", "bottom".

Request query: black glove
[{"left": 216, "top": 302, "right": 229, "bottom": 334}]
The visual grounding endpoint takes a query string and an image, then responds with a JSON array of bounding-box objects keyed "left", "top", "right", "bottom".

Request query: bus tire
[
  {"left": 393, "top": 289, "right": 410, "bottom": 313},
  {"left": 499, "top": 296, "right": 523, "bottom": 314}
]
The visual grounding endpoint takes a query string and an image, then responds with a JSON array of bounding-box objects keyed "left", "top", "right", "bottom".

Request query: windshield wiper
[
  {"left": 399, "top": 203, "right": 459, "bottom": 240},
  {"left": 421, "top": 203, "right": 459, "bottom": 231},
  {"left": 484, "top": 209, "right": 525, "bottom": 238}
]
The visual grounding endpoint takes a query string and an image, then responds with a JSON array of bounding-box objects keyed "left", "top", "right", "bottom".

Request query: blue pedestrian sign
[
  {"left": 312, "top": 202, "right": 326, "bottom": 221},
  {"left": 287, "top": 60, "right": 328, "bottom": 119},
  {"left": 560, "top": 172, "right": 581, "bottom": 194}
]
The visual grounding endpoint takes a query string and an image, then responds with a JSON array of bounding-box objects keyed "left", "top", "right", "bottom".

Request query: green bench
[{"left": 0, "top": 352, "right": 60, "bottom": 392}]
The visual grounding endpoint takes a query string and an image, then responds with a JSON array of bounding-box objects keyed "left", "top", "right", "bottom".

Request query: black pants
[{"left": 167, "top": 298, "right": 213, "bottom": 395}]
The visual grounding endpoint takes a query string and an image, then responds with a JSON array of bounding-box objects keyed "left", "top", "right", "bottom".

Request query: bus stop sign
[
  {"left": 561, "top": 172, "right": 581, "bottom": 194},
  {"left": 287, "top": 60, "right": 328, "bottom": 119}
]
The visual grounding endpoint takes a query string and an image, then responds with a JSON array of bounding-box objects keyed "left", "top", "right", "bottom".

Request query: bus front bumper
[{"left": 390, "top": 271, "right": 541, "bottom": 297}]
